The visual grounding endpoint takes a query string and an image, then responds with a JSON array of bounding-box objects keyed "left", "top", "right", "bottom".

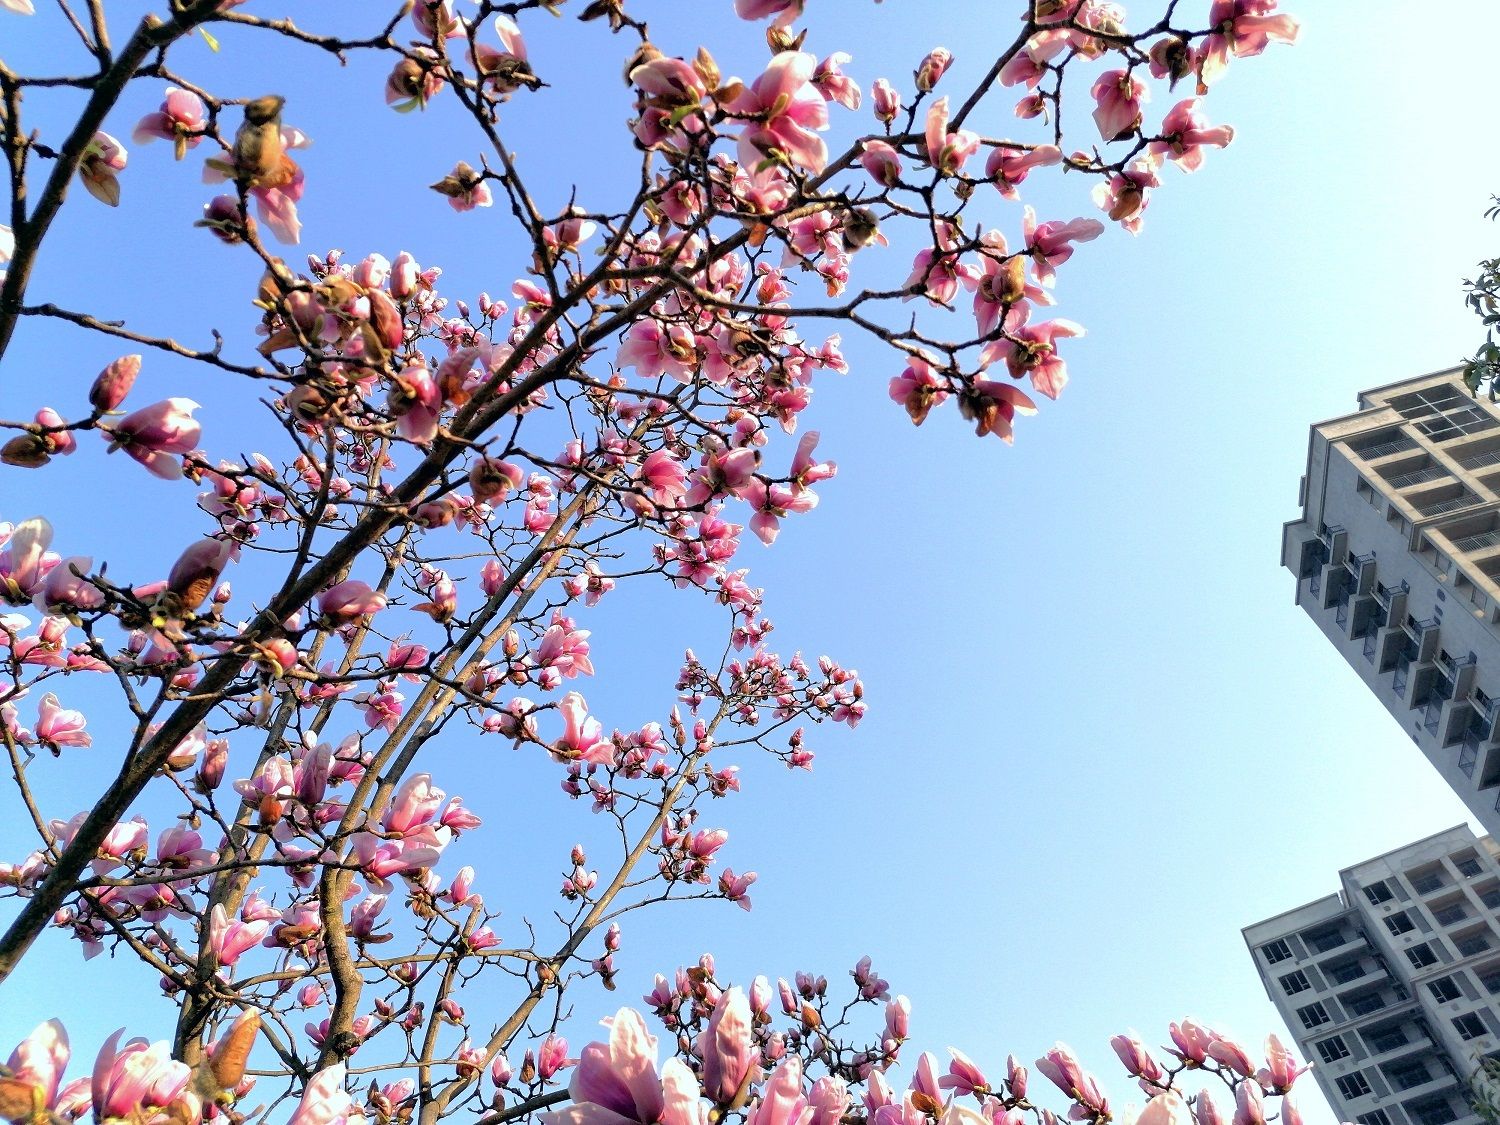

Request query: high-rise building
[
  {"left": 1244, "top": 826, "right": 1500, "bottom": 1125},
  {"left": 1283, "top": 369, "right": 1500, "bottom": 837}
]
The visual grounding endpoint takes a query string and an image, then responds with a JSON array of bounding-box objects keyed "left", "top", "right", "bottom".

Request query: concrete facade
[
  {"left": 1245, "top": 827, "right": 1500, "bottom": 1125},
  {"left": 1283, "top": 369, "right": 1500, "bottom": 838}
]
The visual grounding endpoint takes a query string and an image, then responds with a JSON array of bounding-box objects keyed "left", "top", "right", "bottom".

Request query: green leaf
[{"left": 200, "top": 26, "right": 220, "bottom": 52}]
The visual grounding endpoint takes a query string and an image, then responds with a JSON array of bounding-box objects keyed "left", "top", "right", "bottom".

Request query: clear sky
[{"left": 3, "top": 3, "right": 1500, "bottom": 1124}]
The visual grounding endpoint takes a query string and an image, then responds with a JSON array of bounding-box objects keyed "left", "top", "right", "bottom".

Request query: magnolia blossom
[
  {"left": 78, "top": 132, "right": 127, "bottom": 207},
  {"left": 730, "top": 52, "right": 830, "bottom": 174},
  {"left": 1200, "top": 0, "right": 1300, "bottom": 86},
  {"left": 105, "top": 398, "right": 201, "bottom": 479},
  {"left": 132, "top": 88, "right": 208, "bottom": 159},
  {"left": 1148, "top": 99, "right": 1235, "bottom": 172}
]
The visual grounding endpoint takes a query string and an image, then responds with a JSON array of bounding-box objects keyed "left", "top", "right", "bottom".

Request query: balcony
[
  {"left": 1461, "top": 447, "right": 1500, "bottom": 472},
  {"left": 1394, "top": 654, "right": 1413, "bottom": 697},
  {"left": 1358, "top": 435, "right": 1421, "bottom": 460},
  {"left": 1418, "top": 492, "right": 1482, "bottom": 518},
  {"left": 1391, "top": 465, "right": 1452, "bottom": 489},
  {"left": 1455, "top": 528, "right": 1500, "bottom": 553}
]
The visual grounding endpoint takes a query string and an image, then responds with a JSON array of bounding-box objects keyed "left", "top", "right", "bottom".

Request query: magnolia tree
[{"left": 0, "top": 1, "right": 1304, "bottom": 1124}]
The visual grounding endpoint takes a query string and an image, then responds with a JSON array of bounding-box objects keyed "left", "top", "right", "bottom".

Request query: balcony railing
[
  {"left": 1461, "top": 448, "right": 1500, "bottom": 472},
  {"left": 1455, "top": 529, "right": 1500, "bottom": 553},
  {"left": 1376, "top": 579, "right": 1410, "bottom": 608},
  {"left": 1460, "top": 739, "right": 1479, "bottom": 777},
  {"left": 1390, "top": 466, "right": 1450, "bottom": 488},
  {"left": 1418, "top": 493, "right": 1481, "bottom": 517},
  {"left": 1357, "top": 436, "right": 1420, "bottom": 460},
  {"left": 1394, "top": 655, "right": 1412, "bottom": 697}
]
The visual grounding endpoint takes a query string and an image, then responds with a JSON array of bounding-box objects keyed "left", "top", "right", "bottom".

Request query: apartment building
[
  {"left": 1282, "top": 369, "right": 1500, "bottom": 837},
  {"left": 1245, "top": 826, "right": 1500, "bottom": 1125}
]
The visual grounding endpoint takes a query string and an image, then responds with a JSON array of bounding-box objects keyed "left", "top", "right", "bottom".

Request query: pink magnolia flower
[
  {"left": 288, "top": 1065, "right": 356, "bottom": 1125},
  {"left": 1194, "top": 1090, "right": 1225, "bottom": 1125},
  {"left": 1148, "top": 99, "right": 1234, "bottom": 172},
  {"left": 940, "top": 1048, "right": 989, "bottom": 1095},
  {"left": 742, "top": 479, "right": 817, "bottom": 546},
  {"left": 1138, "top": 1094, "right": 1190, "bottom": 1125},
  {"left": 915, "top": 48, "right": 953, "bottom": 92},
  {"left": 1255, "top": 1035, "right": 1305, "bottom": 1092},
  {"left": 960, "top": 379, "right": 1038, "bottom": 443},
  {"left": 210, "top": 903, "right": 270, "bottom": 969},
  {"left": 544, "top": 1010, "right": 704, "bottom": 1125},
  {"left": 746, "top": 1057, "right": 809, "bottom": 1125},
  {"left": 1, "top": 516, "right": 56, "bottom": 604},
  {"left": 980, "top": 309, "right": 1085, "bottom": 399},
  {"left": 1205, "top": 1036, "right": 1254, "bottom": 1077},
  {"left": 888, "top": 355, "right": 949, "bottom": 426},
  {"left": 871, "top": 78, "right": 901, "bottom": 124},
  {"left": 985, "top": 143, "right": 1062, "bottom": 201},
  {"left": 998, "top": 30, "right": 1069, "bottom": 88},
  {"left": 1090, "top": 69, "right": 1148, "bottom": 141},
  {"left": 79, "top": 132, "right": 127, "bottom": 206},
  {"left": 132, "top": 88, "right": 207, "bottom": 159},
  {"left": 924, "top": 98, "right": 981, "bottom": 176},
  {"left": 105, "top": 398, "right": 200, "bottom": 478},
  {"left": 813, "top": 53, "right": 860, "bottom": 110},
  {"left": 1023, "top": 207, "right": 1104, "bottom": 286},
  {"left": 538, "top": 1035, "right": 571, "bottom": 1082},
  {"left": 553, "top": 692, "right": 614, "bottom": 765},
  {"left": 90, "top": 1032, "right": 194, "bottom": 1124},
  {"left": 317, "top": 579, "right": 387, "bottom": 621},
  {"left": 1166, "top": 1020, "right": 1217, "bottom": 1066},
  {"left": 718, "top": 868, "right": 756, "bottom": 911},
  {"left": 6, "top": 1019, "right": 69, "bottom": 1110},
  {"left": 33, "top": 693, "right": 90, "bottom": 752},
  {"left": 734, "top": 0, "right": 803, "bottom": 25},
  {"left": 383, "top": 773, "right": 444, "bottom": 836},
  {"left": 0, "top": 224, "right": 14, "bottom": 264},
  {"left": 617, "top": 319, "right": 700, "bottom": 383},
  {"left": 731, "top": 53, "right": 830, "bottom": 174},
  {"left": 1, "top": 0, "right": 36, "bottom": 14},
  {"left": 1109, "top": 1034, "right": 1164, "bottom": 1083},
  {"left": 1231, "top": 1079, "right": 1264, "bottom": 1125},
  {"left": 1091, "top": 160, "right": 1160, "bottom": 235},
  {"left": 860, "top": 140, "right": 902, "bottom": 187},
  {"left": 1200, "top": 0, "right": 1299, "bottom": 87},
  {"left": 701, "top": 987, "right": 757, "bottom": 1107}
]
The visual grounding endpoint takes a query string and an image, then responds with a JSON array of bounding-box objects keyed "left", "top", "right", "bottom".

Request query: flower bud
[{"left": 89, "top": 355, "right": 142, "bottom": 412}]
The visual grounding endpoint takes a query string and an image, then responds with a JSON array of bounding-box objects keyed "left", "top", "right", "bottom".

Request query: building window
[
  {"left": 1411, "top": 870, "right": 1446, "bottom": 894},
  {"left": 1357, "top": 1112, "right": 1391, "bottom": 1125},
  {"left": 1407, "top": 1100, "right": 1459, "bottom": 1125},
  {"left": 1280, "top": 970, "right": 1311, "bottom": 995},
  {"left": 1357, "top": 478, "right": 1380, "bottom": 506},
  {"left": 1481, "top": 886, "right": 1500, "bottom": 909},
  {"left": 1329, "top": 960, "right": 1368, "bottom": 984},
  {"left": 1429, "top": 977, "right": 1462, "bottom": 1003},
  {"left": 1479, "top": 966, "right": 1500, "bottom": 995},
  {"left": 1297, "top": 1002, "right": 1331, "bottom": 1029},
  {"left": 1347, "top": 992, "right": 1387, "bottom": 1016},
  {"left": 1336, "top": 1073, "right": 1373, "bottom": 1101},
  {"left": 1365, "top": 881, "right": 1395, "bottom": 905},
  {"left": 1365, "top": 1025, "right": 1409, "bottom": 1052},
  {"left": 1407, "top": 944, "right": 1439, "bottom": 969},
  {"left": 1433, "top": 903, "right": 1468, "bottom": 926},
  {"left": 1386, "top": 912, "right": 1416, "bottom": 936},
  {"left": 1388, "top": 1060, "right": 1433, "bottom": 1091},
  {"left": 1305, "top": 927, "right": 1348, "bottom": 953},
  {"left": 1317, "top": 1036, "right": 1350, "bottom": 1064},
  {"left": 1261, "top": 938, "right": 1293, "bottom": 964},
  {"left": 1458, "top": 856, "right": 1485, "bottom": 878},
  {"left": 1455, "top": 1013, "right": 1488, "bottom": 1041},
  {"left": 1457, "top": 931, "right": 1493, "bottom": 957}
]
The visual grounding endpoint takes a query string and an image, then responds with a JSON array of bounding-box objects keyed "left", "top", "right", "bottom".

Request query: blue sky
[{"left": 3, "top": 2, "right": 1500, "bottom": 1123}]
